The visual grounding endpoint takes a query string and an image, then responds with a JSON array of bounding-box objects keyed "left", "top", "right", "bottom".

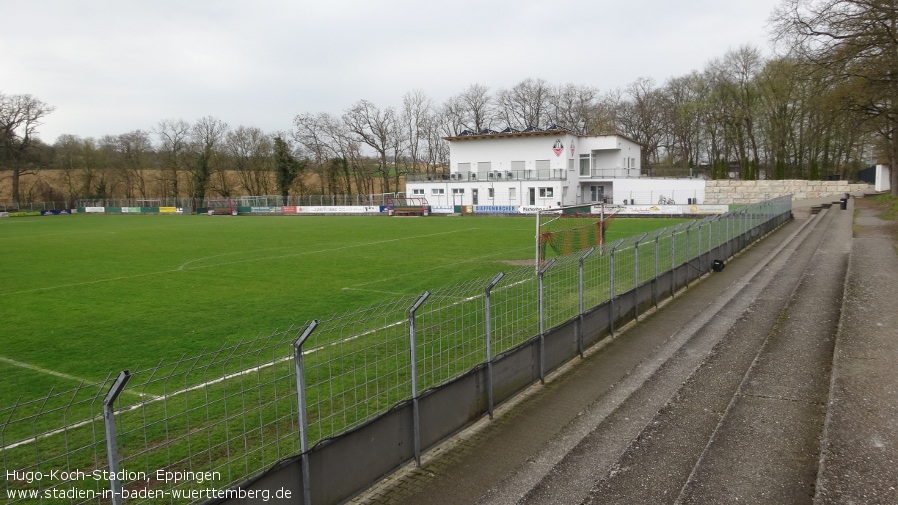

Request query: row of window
[{"left": 412, "top": 187, "right": 555, "bottom": 198}]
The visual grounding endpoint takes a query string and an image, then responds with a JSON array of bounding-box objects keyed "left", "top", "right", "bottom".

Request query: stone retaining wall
[{"left": 705, "top": 180, "right": 873, "bottom": 204}]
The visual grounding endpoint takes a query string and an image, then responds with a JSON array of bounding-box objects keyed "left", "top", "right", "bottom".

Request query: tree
[
  {"left": 400, "top": 90, "right": 433, "bottom": 176},
  {"left": 0, "top": 92, "right": 54, "bottom": 205},
  {"left": 116, "top": 130, "right": 154, "bottom": 199},
  {"left": 774, "top": 0, "right": 898, "bottom": 194},
  {"left": 549, "top": 83, "right": 604, "bottom": 134},
  {"left": 273, "top": 135, "right": 306, "bottom": 204},
  {"left": 495, "top": 78, "right": 552, "bottom": 130},
  {"left": 442, "top": 83, "right": 494, "bottom": 135},
  {"left": 154, "top": 119, "right": 191, "bottom": 198},
  {"left": 189, "top": 116, "right": 229, "bottom": 202},
  {"left": 227, "top": 126, "right": 273, "bottom": 196},
  {"left": 616, "top": 77, "right": 667, "bottom": 171},
  {"left": 342, "top": 100, "right": 398, "bottom": 193},
  {"left": 707, "top": 46, "right": 765, "bottom": 179}
]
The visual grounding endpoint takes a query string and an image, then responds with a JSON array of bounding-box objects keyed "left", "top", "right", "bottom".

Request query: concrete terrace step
[
  {"left": 814, "top": 201, "right": 898, "bottom": 504},
  {"left": 350, "top": 200, "right": 867, "bottom": 505}
]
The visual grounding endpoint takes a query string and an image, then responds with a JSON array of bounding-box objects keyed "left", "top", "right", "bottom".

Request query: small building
[{"left": 405, "top": 126, "right": 705, "bottom": 214}]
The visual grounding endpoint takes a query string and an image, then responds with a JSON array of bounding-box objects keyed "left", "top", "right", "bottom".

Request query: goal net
[
  {"left": 205, "top": 199, "right": 238, "bottom": 216},
  {"left": 536, "top": 204, "right": 623, "bottom": 266}
]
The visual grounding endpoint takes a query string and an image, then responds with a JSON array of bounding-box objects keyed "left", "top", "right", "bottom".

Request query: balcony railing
[{"left": 407, "top": 169, "right": 570, "bottom": 183}]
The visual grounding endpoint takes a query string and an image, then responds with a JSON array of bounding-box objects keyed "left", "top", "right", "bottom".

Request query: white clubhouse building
[{"left": 405, "top": 126, "right": 707, "bottom": 214}]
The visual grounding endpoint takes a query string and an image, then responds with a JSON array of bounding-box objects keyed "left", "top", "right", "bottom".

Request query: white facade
[{"left": 406, "top": 128, "right": 704, "bottom": 213}]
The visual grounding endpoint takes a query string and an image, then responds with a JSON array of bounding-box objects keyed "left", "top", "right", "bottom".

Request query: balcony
[
  {"left": 581, "top": 168, "right": 643, "bottom": 179},
  {"left": 407, "top": 169, "right": 569, "bottom": 183}
]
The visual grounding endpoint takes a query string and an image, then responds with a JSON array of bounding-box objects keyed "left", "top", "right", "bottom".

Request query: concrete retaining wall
[{"left": 705, "top": 180, "right": 872, "bottom": 204}]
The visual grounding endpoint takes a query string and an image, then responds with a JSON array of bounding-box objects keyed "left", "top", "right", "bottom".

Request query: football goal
[
  {"left": 205, "top": 199, "right": 238, "bottom": 216},
  {"left": 536, "top": 203, "right": 624, "bottom": 268}
]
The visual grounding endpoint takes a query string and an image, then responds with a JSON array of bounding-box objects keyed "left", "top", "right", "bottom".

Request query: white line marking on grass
[
  {"left": 343, "top": 245, "right": 533, "bottom": 290},
  {"left": 0, "top": 356, "right": 157, "bottom": 399},
  {"left": 0, "top": 230, "right": 475, "bottom": 297},
  {"left": 3, "top": 273, "right": 535, "bottom": 452},
  {"left": 340, "top": 287, "right": 419, "bottom": 296},
  {"left": 0, "top": 356, "right": 92, "bottom": 383}
]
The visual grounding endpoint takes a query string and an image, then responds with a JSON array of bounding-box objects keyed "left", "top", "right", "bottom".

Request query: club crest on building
[{"left": 553, "top": 139, "right": 564, "bottom": 157}]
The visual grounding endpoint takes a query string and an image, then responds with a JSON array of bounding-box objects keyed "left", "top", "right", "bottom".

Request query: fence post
[
  {"left": 103, "top": 370, "right": 132, "bottom": 505},
  {"left": 633, "top": 232, "right": 648, "bottom": 321},
  {"left": 408, "top": 292, "right": 430, "bottom": 466},
  {"left": 484, "top": 274, "right": 505, "bottom": 419},
  {"left": 609, "top": 241, "right": 622, "bottom": 336},
  {"left": 697, "top": 219, "right": 703, "bottom": 273},
  {"left": 578, "top": 247, "right": 596, "bottom": 358},
  {"left": 293, "top": 320, "right": 320, "bottom": 505},
  {"left": 653, "top": 231, "right": 662, "bottom": 308},
  {"left": 538, "top": 259, "right": 556, "bottom": 384},
  {"left": 684, "top": 221, "right": 696, "bottom": 287},
  {"left": 669, "top": 223, "right": 683, "bottom": 297}
]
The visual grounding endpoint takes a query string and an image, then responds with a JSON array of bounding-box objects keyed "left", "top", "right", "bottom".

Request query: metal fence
[
  {"left": 72, "top": 194, "right": 405, "bottom": 210},
  {"left": 1, "top": 196, "right": 792, "bottom": 504}
]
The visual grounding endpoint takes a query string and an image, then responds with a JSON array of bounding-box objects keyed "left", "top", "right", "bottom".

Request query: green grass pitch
[{"left": 0, "top": 213, "right": 685, "bottom": 407}]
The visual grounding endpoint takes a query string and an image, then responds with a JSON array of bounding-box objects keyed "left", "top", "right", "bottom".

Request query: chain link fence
[{"left": 2, "top": 196, "right": 792, "bottom": 504}]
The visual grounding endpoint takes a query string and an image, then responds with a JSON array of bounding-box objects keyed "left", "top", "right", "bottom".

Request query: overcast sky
[{"left": 4, "top": 0, "right": 783, "bottom": 144}]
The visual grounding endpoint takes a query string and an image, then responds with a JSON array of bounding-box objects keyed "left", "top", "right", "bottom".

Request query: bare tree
[
  {"left": 401, "top": 90, "right": 433, "bottom": 175},
  {"left": 549, "top": 83, "right": 602, "bottom": 133},
  {"left": 494, "top": 78, "right": 553, "bottom": 130},
  {"left": 773, "top": 0, "right": 898, "bottom": 194},
  {"left": 227, "top": 126, "right": 273, "bottom": 196},
  {"left": 342, "top": 100, "right": 398, "bottom": 193},
  {"left": 616, "top": 77, "right": 667, "bottom": 170},
  {"left": 0, "top": 92, "right": 54, "bottom": 204},
  {"left": 154, "top": 119, "right": 191, "bottom": 198},
  {"left": 442, "top": 83, "right": 495, "bottom": 135},
  {"left": 116, "top": 130, "right": 154, "bottom": 198},
  {"left": 662, "top": 72, "right": 708, "bottom": 173},
  {"left": 294, "top": 112, "right": 359, "bottom": 195},
  {"left": 707, "top": 46, "right": 765, "bottom": 179}
]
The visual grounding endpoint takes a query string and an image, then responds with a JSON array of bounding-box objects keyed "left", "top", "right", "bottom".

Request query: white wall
[
  {"left": 449, "top": 133, "right": 637, "bottom": 175},
  {"left": 611, "top": 178, "right": 705, "bottom": 205},
  {"left": 876, "top": 165, "right": 891, "bottom": 193}
]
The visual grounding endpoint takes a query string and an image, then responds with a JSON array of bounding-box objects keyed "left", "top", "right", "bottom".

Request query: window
[
  {"left": 432, "top": 188, "right": 445, "bottom": 195},
  {"left": 535, "top": 159, "right": 550, "bottom": 170},
  {"left": 539, "top": 187, "right": 553, "bottom": 198},
  {"left": 452, "top": 188, "right": 465, "bottom": 194},
  {"left": 458, "top": 162, "right": 471, "bottom": 172},
  {"left": 412, "top": 188, "right": 424, "bottom": 196},
  {"left": 509, "top": 187, "right": 516, "bottom": 201},
  {"left": 568, "top": 159, "right": 575, "bottom": 171},
  {"left": 580, "top": 155, "right": 591, "bottom": 176},
  {"left": 477, "top": 162, "right": 491, "bottom": 172},
  {"left": 590, "top": 185, "right": 604, "bottom": 201},
  {"left": 488, "top": 187, "right": 494, "bottom": 198}
]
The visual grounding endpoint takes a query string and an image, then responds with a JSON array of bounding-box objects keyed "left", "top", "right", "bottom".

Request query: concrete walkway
[{"left": 350, "top": 196, "right": 898, "bottom": 505}]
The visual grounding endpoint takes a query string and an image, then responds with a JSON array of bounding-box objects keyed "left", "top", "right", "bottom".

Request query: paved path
[{"left": 350, "top": 196, "right": 898, "bottom": 505}]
